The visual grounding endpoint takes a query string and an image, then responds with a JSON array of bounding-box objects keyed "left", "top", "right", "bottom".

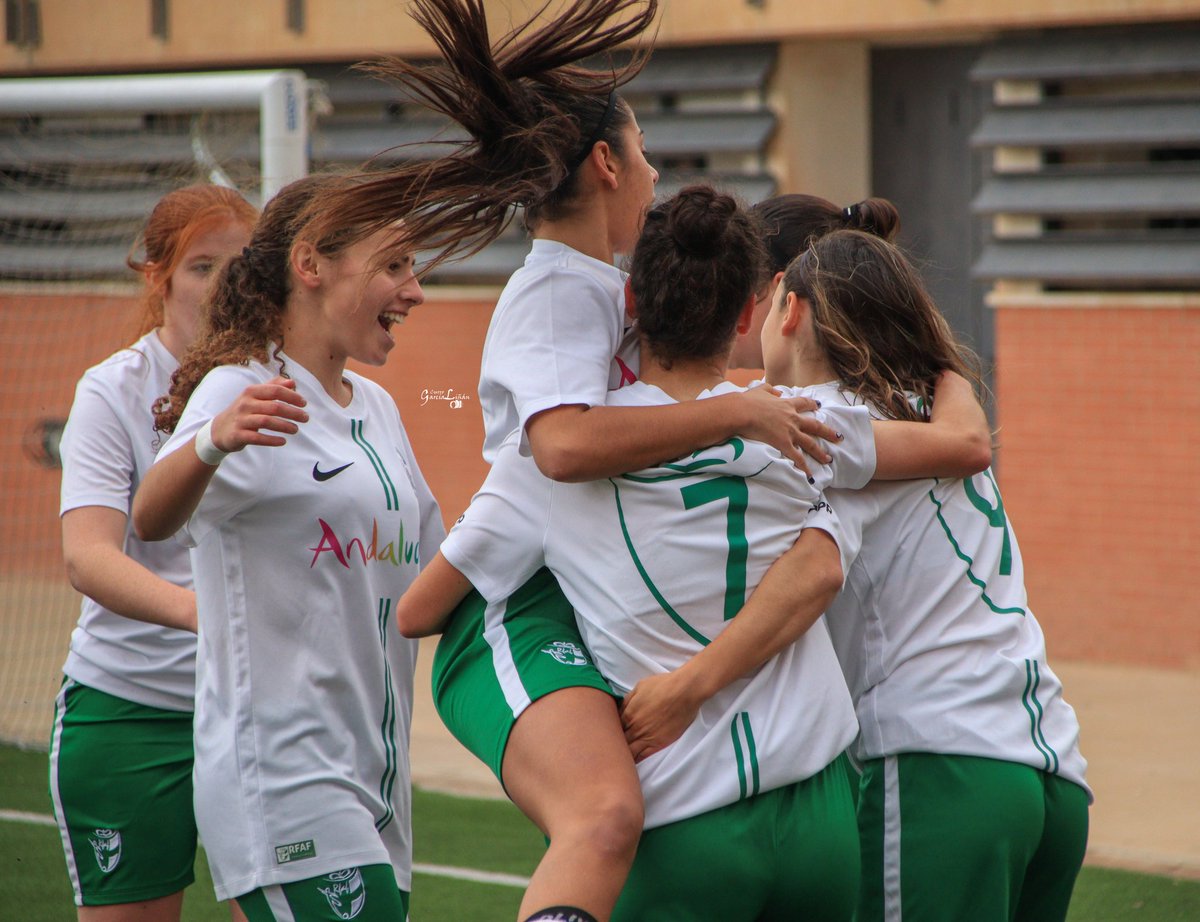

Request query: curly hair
[
  {"left": 153, "top": 174, "right": 358, "bottom": 434},
  {"left": 302, "top": 0, "right": 658, "bottom": 273},
  {"left": 629, "top": 185, "right": 766, "bottom": 368},
  {"left": 781, "top": 230, "right": 981, "bottom": 422},
  {"left": 127, "top": 184, "right": 257, "bottom": 337}
]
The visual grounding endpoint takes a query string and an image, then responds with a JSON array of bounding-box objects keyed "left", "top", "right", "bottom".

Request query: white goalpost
[
  {"left": 0, "top": 70, "right": 311, "bottom": 748},
  {"left": 0, "top": 69, "right": 309, "bottom": 201},
  {"left": 0, "top": 68, "right": 313, "bottom": 284}
]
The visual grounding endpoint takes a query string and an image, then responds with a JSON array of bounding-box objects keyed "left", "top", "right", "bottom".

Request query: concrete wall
[
  {"left": 4, "top": 0, "right": 1200, "bottom": 74},
  {"left": 767, "top": 40, "right": 871, "bottom": 205}
]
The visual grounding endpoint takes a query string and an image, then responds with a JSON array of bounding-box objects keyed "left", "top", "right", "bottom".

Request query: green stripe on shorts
[
  {"left": 432, "top": 568, "right": 614, "bottom": 782},
  {"left": 49, "top": 680, "right": 197, "bottom": 906}
]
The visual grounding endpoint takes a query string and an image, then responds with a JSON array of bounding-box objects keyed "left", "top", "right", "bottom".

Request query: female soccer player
[
  {"left": 617, "top": 192, "right": 984, "bottom": 761},
  {"left": 399, "top": 186, "right": 869, "bottom": 920},
  {"left": 309, "top": 3, "right": 994, "bottom": 917},
  {"left": 731, "top": 193, "right": 900, "bottom": 371},
  {"left": 396, "top": 185, "right": 999, "bottom": 921},
  {"left": 760, "top": 229, "right": 1090, "bottom": 922},
  {"left": 131, "top": 175, "right": 444, "bottom": 922},
  {"left": 305, "top": 4, "right": 862, "bottom": 920},
  {"left": 52, "top": 184, "right": 256, "bottom": 922}
]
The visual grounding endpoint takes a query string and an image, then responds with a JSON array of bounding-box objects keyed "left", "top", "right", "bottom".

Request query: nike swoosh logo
[{"left": 313, "top": 461, "right": 354, "bottom": 482}]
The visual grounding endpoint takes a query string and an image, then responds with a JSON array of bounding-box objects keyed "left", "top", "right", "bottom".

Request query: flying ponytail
[{"left": 304, "top": 0, "right": 658, "bottom": 271}]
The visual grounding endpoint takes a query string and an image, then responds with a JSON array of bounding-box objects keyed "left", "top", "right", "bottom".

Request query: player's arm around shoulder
[
  {"left": 620, "top": 526, "right": 844, "bottom": 763},
  {"left": 871, "top": 371, "right": 992, "bottom": 480}
]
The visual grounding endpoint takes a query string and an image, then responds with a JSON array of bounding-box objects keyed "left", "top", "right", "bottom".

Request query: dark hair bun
[
  {"left": 846, "top": 197, "right": 901, "bottom": 242},
  {"left": 667, "top": 185, "right": 738, "bottom": 258}
]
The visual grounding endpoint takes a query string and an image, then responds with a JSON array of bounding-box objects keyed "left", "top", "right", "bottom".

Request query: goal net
[{"left": 0, "top": 71, "right": 309, "bottom": 748}]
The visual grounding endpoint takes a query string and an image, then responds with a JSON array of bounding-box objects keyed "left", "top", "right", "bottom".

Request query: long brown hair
[
  {"left": 303, "top": 0, "right": 657, "bottom": 272},
  {"left": 782, "top": 230, "right": 981, "bottom": 422},
  {"left": 153, "top": 174, "right": 358, "bottom": 434},
  {"left": 630, "top": 185, "right": 765, "bottom": 367},
  {"left": 127, "top": 184, "right": 257, "bottom": 336},
  {"left": 751, "top": 194, "right": 899, "bottom": 281}
]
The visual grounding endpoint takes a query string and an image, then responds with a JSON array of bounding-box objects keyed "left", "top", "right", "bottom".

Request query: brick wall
[
  {"left": 992, "top": 301, "right": 1200, "bottom": 669},
  {"left": 5, "top": 290, "right": 1195, "bottom": 668},
  {"left": 0, "top": 291, "right": 495, "bottom": 577},
  {"left": 0, "top": 293, "right": 145, "bottom": 573}
]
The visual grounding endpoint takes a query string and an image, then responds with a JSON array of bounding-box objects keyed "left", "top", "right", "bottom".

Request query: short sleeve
[
  {"left": 484, "top": 270, "right": 622, "bottom": 448},
  {"left": 800, "top": 489, "right": 866, "bottom": 585},
  {"left": 819, "top": 404, "right": 876, "bottom": 490},
  {"left": 60, "top": 375, "right": 137, "bottom": 516},
  {"left": 439, "top": 439, "right": 553, "bottom": 604}
]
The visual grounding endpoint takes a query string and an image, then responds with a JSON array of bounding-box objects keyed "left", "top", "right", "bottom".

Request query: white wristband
[{"left": 194, "top": 419, "right": 230, "bottom": 466}]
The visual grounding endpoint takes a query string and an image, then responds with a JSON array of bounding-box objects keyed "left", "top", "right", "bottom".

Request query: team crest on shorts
[
  {"left": 318, "top": 867, "right": 367, "bottom": 919},
  {"left": 88, "top": 828, "right": 122, "bottom": 873},
  {"left": 541, "top": 640, "right": 588, "bottom": 666}
]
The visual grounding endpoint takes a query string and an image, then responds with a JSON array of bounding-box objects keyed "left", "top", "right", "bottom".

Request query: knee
[{"left": 578, "top": 784, "right": 644, "bottom": 860}]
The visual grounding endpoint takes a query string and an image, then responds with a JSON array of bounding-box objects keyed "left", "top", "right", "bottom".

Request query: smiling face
[
  {"left": 319, "top": 228, "right": 425, "bottom": 367},
  {"left": 156, "top": 218, "right": 252, "bottom": 356}
]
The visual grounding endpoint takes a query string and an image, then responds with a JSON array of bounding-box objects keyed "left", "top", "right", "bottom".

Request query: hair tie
[
  {"left": 842, "top": 202, "right": 861, "bottom": 224},
  {"left": 567, "top": 90, "right": 618, "bottom": 173}
]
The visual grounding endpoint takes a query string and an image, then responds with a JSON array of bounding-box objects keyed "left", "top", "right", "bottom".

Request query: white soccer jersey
[
  {"left": 808, "top": 383, "right": 1090, "bottom": 795},
  {"left": 59, "top": 331, "right": 197, "bottom": 711},
  {"left": 156, "top": 354, "right": 444, "bottom": 899},
  {"left": 442, "top": 380, "right": 875, "bottom": 829},
  {"left": 478, "top": 238, "right": 639, "bottom": 459}
]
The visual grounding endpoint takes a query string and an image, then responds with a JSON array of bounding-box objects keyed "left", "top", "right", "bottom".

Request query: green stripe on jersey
[
  {"left": 730, "top": 712, "right": 760, "bottom": 800},
  {"left": 620, "top": 438, "right": 747, "bottom": 483},
  {"left": 927, "top": 484, "right": 1026, "bottom": 616},
  {"left": 375, "top": 598, "right": 398, "bottom": 832},
  {"left": 610, "top": 480, "right": 710, "bottom": 647},
  {"left": 352, "top": 419, "right": 399, "bottom": 511},
  {"left": 1022, "top": 659, "right": 1060, "bottom": 774}
]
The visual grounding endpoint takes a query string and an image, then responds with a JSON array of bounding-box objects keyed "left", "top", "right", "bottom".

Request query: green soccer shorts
[
  {"left": 432, "top": 567, "right": 615, "bottom": 784},
  {"left": 237, "top": 864, "right": 408, "bottom": 921},
  {"left": 49, "top": 679, "right": 198, "bottom": 906},
  {"left": 856, "top": 752, "right": 1090, "bottom": 922},
  {"left": 613, "top": 756, "right": 861, "bottom": 921}
]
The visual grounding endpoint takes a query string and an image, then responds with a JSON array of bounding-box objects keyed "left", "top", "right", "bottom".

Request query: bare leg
[
  {"left": 78, "top": 891, "right": 184, "bottom": 922},
  {"left": 503, "top": 687, "right": 644, "bottom": 922},
  {"left": 228, "top": 898, "right": 250, "bottom": 922}
]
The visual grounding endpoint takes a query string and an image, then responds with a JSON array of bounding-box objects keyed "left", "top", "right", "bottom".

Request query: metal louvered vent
[{"left": 970, "top": 28, "right": 1200, "bottom": 292}]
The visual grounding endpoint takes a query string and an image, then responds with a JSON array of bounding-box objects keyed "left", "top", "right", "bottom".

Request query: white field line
[
  {"left": 412, "top": 862, "right": 530, "bottom": 888},
  {"left": 0, "top": 809, "right": 531, "bottom": 888},
  {"left": 0, "top": 808, "right": 56, "bottom": 826}
]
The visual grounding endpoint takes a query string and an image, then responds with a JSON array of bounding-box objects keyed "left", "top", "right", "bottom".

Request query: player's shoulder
[
  {"left": 79, "top": 333, "right": 167, "bottom": 386},
  {"left": 345, "top": 370, "right": 401, "bottom": 419},
  {"left": 189, "top": 357, "right": 276, "bottom": 408},
  {"left": 499, "top": 243, "right": 623, "bottom": 314},
  {"left": 766, "top": 380, "right": 859, "bottom": 408},
  {"left": 605, "top": 380, "right": 673, "bottom": 409}
]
